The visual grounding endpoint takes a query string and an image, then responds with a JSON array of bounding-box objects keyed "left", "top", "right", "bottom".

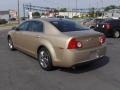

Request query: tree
[
  {"left": 54, "top": 9, "right": 59, "bottom": 13},
  {"left": 104, "top": 5, "right": 117, "bottom": 11},
  {"left": 89, "top": 7, "right": 95, "bottom": 18},
  {"left": 32, "top": 12, "right": 40, "bottom": 18},
  {"left": 96, "top": 11, "right": 102, "bottom": 17},
  {"left": 54, "top": 9, "right": 59, "bottom": 16},
  {"left": 59, "top": 8, "right": 67, "bottom": 12}
]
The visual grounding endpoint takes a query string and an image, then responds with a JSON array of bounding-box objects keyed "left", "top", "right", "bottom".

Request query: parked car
[
  {"left": 0, "top": 19, "right": 8, "bottom": 24},
  {"left": 80, "top": 18, "right": 93, "bottom": 26},
  {"left": 10, "top": 18, "right": 16, "bottom": 21},
  {"left": 56, "top": 15, "right": 70, "bottom": 19},
  {"left": 85, "top": 19, "right": 104, "bottom": 29},
  {"left": 95, "top": 19, "right": 120, "bottom": 38},
  {"left": 8, "top": 18, "right": 106, "bottom": 71}
]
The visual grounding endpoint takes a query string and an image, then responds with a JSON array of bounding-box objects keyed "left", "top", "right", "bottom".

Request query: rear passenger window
[{"left": 31, "top": 21, "right": 43, "bottom": 32}]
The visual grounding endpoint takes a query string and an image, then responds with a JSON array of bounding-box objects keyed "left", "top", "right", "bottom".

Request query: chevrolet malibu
[{"left": 8, "top": 18, "right": 106, "bottom": 71}]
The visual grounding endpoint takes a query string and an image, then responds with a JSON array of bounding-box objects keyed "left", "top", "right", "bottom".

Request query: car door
[
  {"left": 13, "top": 21, "right": 30, "bottom": 50},
  {"left": 21, "top": 21, "right": 44, "bottom": 56},
  {"left": 116, "top": 20, "right": 120, "bottom": 29}
]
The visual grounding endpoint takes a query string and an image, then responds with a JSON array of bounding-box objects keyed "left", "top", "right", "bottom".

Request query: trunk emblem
[{"left": 86, "top": 38, "right": 92, "bottom": 42}]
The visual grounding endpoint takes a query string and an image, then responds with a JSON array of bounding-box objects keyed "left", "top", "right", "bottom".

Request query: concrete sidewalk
[
  {"left": 0, "top": 26, "right": 12, "bottom": 31},
  {"left": 0, "top": 23, "right": 18, "bottom": 31}
]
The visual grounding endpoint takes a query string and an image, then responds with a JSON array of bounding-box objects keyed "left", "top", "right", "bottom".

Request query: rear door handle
[{"left": 35, "top": 35, "right": 41, "bottom": 38}]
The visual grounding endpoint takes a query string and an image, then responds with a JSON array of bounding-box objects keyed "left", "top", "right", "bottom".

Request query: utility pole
[
  {"left": 96, "top": 0, "right": 99, "bottom": 17},
  {"left": 18, "top": 0, "right": 20, "bottom": 24},
  {"left": 76, "top": 0, "right": 78, "bottom": 15},
  {"left": 89, "top": 0, "right": 91, "bottom": 18},
  {"left": 68, "top": 0, "right": 70, "bottom": 17},
  {"left": 29, "top": 3, "right": 32, "bottom": 11},
  {"left": 23, "top": 4, "right": 25, "bottom": 19},
  {"left": 101, "top": 0, "right": 104, "bottom": 19}
]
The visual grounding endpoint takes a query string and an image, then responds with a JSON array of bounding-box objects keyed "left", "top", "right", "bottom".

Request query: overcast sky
[{"left": 0, "top": 0, "right": 120, "bottom": 14}]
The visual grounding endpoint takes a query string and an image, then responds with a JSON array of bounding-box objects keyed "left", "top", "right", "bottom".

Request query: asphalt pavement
[{"left": 0, "top": 30, "right": 120, "bottom": 90}]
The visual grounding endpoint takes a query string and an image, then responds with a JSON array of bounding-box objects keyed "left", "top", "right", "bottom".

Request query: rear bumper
[{"left": 55, "top": 45, "right": 106, "bottom": 67}]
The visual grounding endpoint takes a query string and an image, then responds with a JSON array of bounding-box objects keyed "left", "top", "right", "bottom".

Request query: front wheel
[
  {"left": 113, "top": 30, "right": 120, "bottom": 38},
  {"left": 8, "top": 37, "right": 15, "bottom": 50},
  {"left": 38, "top": 47, "right": 53, "bottom": 71}
]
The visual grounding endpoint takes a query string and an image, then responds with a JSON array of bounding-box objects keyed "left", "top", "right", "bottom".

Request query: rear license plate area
[{"left": 90, "top": 50, "right": 99, "bottom": 59}]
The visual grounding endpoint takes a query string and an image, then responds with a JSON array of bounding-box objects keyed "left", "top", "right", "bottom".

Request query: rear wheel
[
  {"left": 113, "top": 30, "right": 120, "bottom": 38},
  {"left": 38, "top": 47, "right": 53, "bottom": 71},
  {"left": 8, "top": 37, "right": 15, "bottom": 50}
]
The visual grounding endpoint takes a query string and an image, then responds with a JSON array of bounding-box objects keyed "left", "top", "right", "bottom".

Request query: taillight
[
  {"left": 99, "top": 35, "right": 106, "bottom": 44},
  {"left": 67, "top": 38, "right": 82, "bottom": 49},
  {"left": 103, "top": 23, "right": 112, "bottom": 30}
]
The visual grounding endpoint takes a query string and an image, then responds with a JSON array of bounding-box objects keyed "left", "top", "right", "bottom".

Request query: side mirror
[{"left": 12, "top": 26, "right": 19, "bottom": 31}]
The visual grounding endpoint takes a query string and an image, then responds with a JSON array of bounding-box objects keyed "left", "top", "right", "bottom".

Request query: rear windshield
[
  {"left": 95, "top": 19, "right": 104, "bottom": 23},
  {"left": 50, "top": 20, "right": 89, "bottom": 32},
  {"left": 101, "top": 19, "right": 113, "bottom": 24}
]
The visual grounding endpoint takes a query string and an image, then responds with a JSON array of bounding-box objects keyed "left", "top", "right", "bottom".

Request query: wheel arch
[
  {"left": 36, "top": 40, "right": 57, "bottom": 64},
  {"left": 7, "top": 35, "right": 11, "bottom": 39},
  {"left": 113, "top": 28, "right": 120, "bottom": 38}
]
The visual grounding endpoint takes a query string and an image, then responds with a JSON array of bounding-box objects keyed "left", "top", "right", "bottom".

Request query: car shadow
[
  {"left": 10, "top": 49, "right": 110, "bottom": 73},
  {"left": 106, "top": 37, "right": 120, "bottom": 46},
  {"left": 58, "top": 56, "right": 109, "bottom": 74}
]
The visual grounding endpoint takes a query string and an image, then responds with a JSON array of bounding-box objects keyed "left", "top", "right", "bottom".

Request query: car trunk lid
[{"left": 64, "top": 30, "right": 102, "bottom": 49}]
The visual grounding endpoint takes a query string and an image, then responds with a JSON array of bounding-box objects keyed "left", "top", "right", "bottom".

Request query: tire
[
  {"left": 113, "top": 30, "right": 120, "bottom": 38},
  {"left": 38, "top": 47, "right": 53, "bottom": 71},
  {"left": 8, "top": 37, "right": 15, "bottom": 50},
  {"left": 90, "top": 26, "right": 95, "bottom": 29}
]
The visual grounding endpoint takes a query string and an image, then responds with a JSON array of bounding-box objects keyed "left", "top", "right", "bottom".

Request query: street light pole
[{"left": 18, "top": 0, "right": 20, "bottom": 24}]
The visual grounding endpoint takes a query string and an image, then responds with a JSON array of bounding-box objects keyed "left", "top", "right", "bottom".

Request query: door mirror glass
[{"left": 16, "top": 27, "right": 20, "bottom": 31}]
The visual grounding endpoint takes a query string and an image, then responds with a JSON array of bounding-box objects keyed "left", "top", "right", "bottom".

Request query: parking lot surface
[{"left": 0, "top": 30, "right": 120, "bottom": 90}]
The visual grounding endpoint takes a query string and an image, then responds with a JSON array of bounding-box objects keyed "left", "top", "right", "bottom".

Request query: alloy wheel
[
  {"left": 38, "top": 47, "right": 53, "bottom": 71},
  {"left": 114, "top": 31, "right": 120, "bottom": 38}
]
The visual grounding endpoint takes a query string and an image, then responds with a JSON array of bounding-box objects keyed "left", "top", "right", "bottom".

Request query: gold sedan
[{"left": 8, "top": 18, "right": 106, "bottom": 71}]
